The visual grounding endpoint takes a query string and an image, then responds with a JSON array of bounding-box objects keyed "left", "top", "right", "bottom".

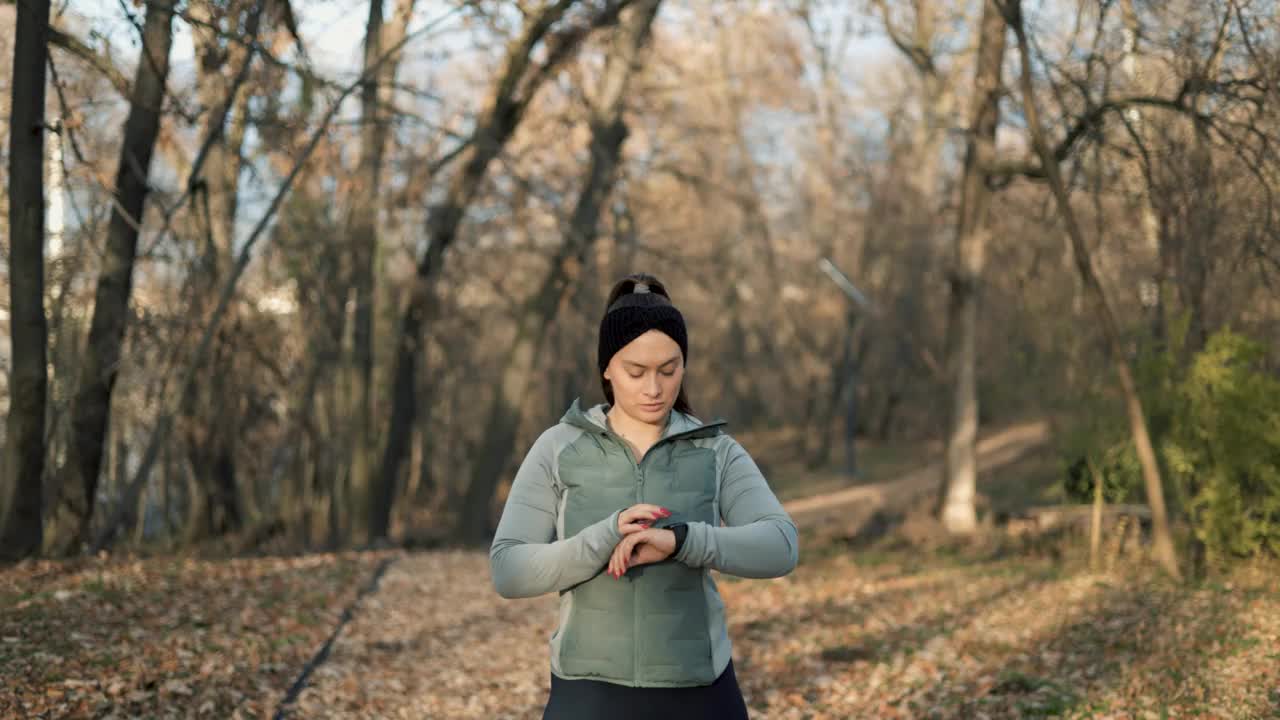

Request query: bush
[
  {"left": 1059, "top": 327, "right": 1280, "bottom": 565},
  {"left": 1163, "top": 330, "right": 1280, "bottom": 562}
]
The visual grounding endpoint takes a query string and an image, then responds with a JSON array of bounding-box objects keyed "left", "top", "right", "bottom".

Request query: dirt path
[
  {"left": 277, "top": 420, "right": 1280, "bottom": 719},
  {"left": 783, "top": 419, "right": 1051, "bottom": 530},
  {"left": 277, "top": 422, "right": 1055, "bottom": 719}
]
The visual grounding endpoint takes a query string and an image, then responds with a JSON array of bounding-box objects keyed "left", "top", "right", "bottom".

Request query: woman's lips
[{"left": 640, "top": 402, "right": 664, "bottom": 410}]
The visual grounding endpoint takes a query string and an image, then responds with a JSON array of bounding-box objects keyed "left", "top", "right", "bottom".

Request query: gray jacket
[{"left": 489, "top": 399, "right": 799, "bottom": 687}]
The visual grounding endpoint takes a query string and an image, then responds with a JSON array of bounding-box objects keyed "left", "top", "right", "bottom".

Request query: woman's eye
[
  {"left": 660, "top": 370, "right": 675, "bottom": 377},
  {"left": 627, "top": 372, "right": 644, "bottom": 379}
]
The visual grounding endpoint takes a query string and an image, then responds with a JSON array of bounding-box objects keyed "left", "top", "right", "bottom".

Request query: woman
[{"left": 490, "top": 273, "right": 799, "bottom": 719}]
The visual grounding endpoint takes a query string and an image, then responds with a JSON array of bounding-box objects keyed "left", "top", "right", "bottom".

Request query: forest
[{"left": 2, "top": 0, "right": 1279, "bottom": 717}]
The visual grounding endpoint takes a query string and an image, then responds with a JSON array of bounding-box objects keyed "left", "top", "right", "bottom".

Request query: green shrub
[
  {"left": 1060, "top": 440, "right": 1140, "bottom": 505},
  {"left": 1163, "top": 330, "right": 1280, "bottom": 562},
  {"left": 1059, "top": 326, "right": 1280, "bottom": 565}
]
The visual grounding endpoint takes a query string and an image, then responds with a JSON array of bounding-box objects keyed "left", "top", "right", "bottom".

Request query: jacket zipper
[
  {"left": 598, "top": 420, "right": 725, "bottom": 685},
  {"left": 598, "top": 425, "right": 644, "bottom": 684}
]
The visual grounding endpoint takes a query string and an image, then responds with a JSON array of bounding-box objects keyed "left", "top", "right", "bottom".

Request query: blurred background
[
  {"left": 1, "top": 0, "right": 1278, "bottom": 573},
  {"left": 6, "top": 1, "right": 1280, "bottom": 717}
]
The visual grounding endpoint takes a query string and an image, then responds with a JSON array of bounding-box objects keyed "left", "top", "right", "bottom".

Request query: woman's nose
[{"left": 645, "top": 374, "right": 660, "bottom": 396}]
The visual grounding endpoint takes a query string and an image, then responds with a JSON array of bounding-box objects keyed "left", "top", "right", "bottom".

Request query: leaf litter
[{"left": 3, "top": 539, "right": 1278, "bottom": 719}]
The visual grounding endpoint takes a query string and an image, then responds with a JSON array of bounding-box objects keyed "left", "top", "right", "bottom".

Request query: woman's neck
[{"left": 606, "top": 406, "right": 667, "bottom": 448}]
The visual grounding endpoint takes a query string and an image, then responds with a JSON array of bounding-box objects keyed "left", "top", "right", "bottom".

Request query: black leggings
[{"left": 541, "top": 660, "right": 750, "bottom": 720}]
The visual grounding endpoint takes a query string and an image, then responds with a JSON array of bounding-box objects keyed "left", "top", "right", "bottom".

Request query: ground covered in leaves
[
  {"left": 3, "top": 542, "right": 1278, "bottom": 719},
  {"left": 2, "top": 540, "right": 1280, "bottom": 712},
  {"left": 284, "top": 543, "right": 1280, "bottom": 719},
  {"left": 0, "top": 550, "right": 396, "bottom": 718}
]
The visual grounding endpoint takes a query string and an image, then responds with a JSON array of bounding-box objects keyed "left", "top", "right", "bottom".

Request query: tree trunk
[
  {"left": 938, "top": 0, "right": 1006, "bottom": 535},
  {"left": 451, "top": 0, "right": 663, "bottom": 545},
  {"left": 808, "top": 307, "right": 856, "bottom": 470},
  {"left": 176, "top": 335, "right": 244, "bottom": 541},
  {"left": 842, "top": 325, "right": 862, "bottom": 478},
  {"left": 189, "top": 0, "right": 256, "bottom": 274},
  {"left": 0, "top": 0, "right": 51, "bottom": 562},
  {"left": 714, "top": 37, "right": 807, "bottom": 421},
  {"left": 375, "top": 0, "right": 631, "bottom": 531},
  {"left": 45, "top": 0, "right": 174, "bottom": 554},
  {"left": 1004, "top": 0, "right": 1180, "bottom": 579},
  {"left": 180, "top": 0, "right": 264, "bottom": 547},
  {"left": 1117, "top": 0, "right": 1167, "bottom": 344},
  {"left": 92, "top": 22, "right": 385, "bottom": 551},
  {"left": 356, "top": 0, "right": 418, "bottom": 543},
  {"left": 46, "top": 118, "right": 66, "bottom": 259},
  {"left": 874, "top": 0, "right": 949, "bottom": 204},
  {"left": 1089, "top": 456, "right": 1103, "bottom": 571},
  {"left": 1176, "top": 49, "right": 1225, "bottom": 360}
]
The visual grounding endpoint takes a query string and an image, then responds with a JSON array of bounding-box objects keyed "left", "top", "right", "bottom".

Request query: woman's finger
[
  {"left": 619, "top": 516, "right": 656, "bottom": 535},
  {"left": 622, "top": 532, "right": 648, "bottom": 573},
  {"left": 617, "top": 534, "right": 640, "bottom": 576},
  {"left": 613, "top": 536, "right": 635, "bottom": 577},
  {"left": 629, "top": 531, "right": 649, "bottom": 563},
  {"left": 612, "top": 540, "right": 627, "bottom": 577},
  {"left": 614, "top": 536, "right": 631, "bottom": 576},
  {"left": 632, "top": 503, "right": 668, "bottom": 519},
  {"left": 611, "top": 540, "right": 627, "bottom": 573},
  {"left": 619, "top": 504, "right": 672, "bottom": 531}
]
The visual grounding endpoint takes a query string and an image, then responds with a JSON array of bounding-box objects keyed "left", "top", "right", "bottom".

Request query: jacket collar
[{"left": 560, "top": 397, "right": 725, "bottom": 441}]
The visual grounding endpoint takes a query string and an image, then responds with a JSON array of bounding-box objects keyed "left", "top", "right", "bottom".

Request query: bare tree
[
  {"left": 16, "top": 0, "right": 1270, "bottom": 558},
  {"left": 45, "top": 0, "right": 175, "bottom": 553},
  {"left": 91, "top": 7, "right": 452, "bottom": 551},
  {"left": 453, "top": 0, "right": 663, "bottom": 544},
  {"left": 872, "top": 0, "right": 955, "bottom": 202},
  {"left": 179, "top": 0, "right": 266, "bottom": 544},
  {"left": 938, "top": 0, "right": 1006, "bottom": 535},
  {"left": 0, "top": 0, "right": 51, "bottom": 561},
  {"left": 375, "top": 0, "right": 633, "bottom": 537},
  {"left": 1123, "top": 0, "right": 1231, "bottom": 358},
  {"left": 351, "top": 0, "right": 418, "bottom": 543},
  {"left": 1002, "top": 0, "right": 1179, "bottom": 578},
  {"left": 1118, "top": 0, "right": 1166, "bottom": 342}
]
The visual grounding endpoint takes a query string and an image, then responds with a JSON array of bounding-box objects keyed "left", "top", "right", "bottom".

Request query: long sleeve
[
  {"left": 674, "top": 438, "right": 799, "bottom": 578},
  {"left": 489, "top": 428, "right": 623, "bottom": 599}
]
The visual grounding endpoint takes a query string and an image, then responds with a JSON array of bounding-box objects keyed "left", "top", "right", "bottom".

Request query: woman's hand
[
  {"left": 607, "top": 528, "right": 676, "bottom": 578},
  {"left": 618, "top": 504, "right": 671, "bottom": 535}
]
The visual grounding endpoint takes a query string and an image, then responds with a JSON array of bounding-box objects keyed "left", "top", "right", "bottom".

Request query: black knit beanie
[{"left": 597, "top": 281, "right": 689, "bottom": 376}]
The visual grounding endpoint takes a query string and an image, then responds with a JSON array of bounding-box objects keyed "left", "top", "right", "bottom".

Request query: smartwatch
[{"left": 668, "top": 522, "right": 689, "bottom": 556}]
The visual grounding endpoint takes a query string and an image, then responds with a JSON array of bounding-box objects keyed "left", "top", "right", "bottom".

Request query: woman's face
[{"left": 604, "top": 330, "right": 684, "bottom": 426}]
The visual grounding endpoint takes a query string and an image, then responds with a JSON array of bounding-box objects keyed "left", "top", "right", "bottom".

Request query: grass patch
[{"left": 988, "top": 671, "right": 1081, "bottom": 716}]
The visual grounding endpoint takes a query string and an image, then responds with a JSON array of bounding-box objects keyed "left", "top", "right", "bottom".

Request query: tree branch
[
  {"left": 986, "top": 91, "right": 1214, "bottom": 180},
  {"left": 91, "top": 4, "right": 465, "bottom": 553},
  {"left": 871, "top": 0, "right": 936, "bottom": 77},
  {"left": 47, "top": 26, "right": 132, "bottom": 98}
]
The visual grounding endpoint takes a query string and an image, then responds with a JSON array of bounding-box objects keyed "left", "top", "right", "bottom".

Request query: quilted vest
[{"left": 554, "top": 401, "right": 727, "bottom": 686}]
